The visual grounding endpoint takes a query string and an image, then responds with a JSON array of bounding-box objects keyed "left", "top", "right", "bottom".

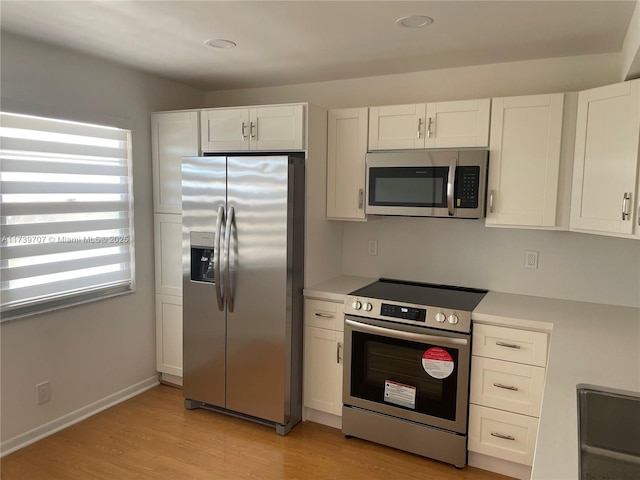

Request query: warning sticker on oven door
[
  {"left": 384, "top": 380, "right": 416, "bottom": 409},
  {"left": 422, "top": 347, "right": 455, "bottom": 379}
]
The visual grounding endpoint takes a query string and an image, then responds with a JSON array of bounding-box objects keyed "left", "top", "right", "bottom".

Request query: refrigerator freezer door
[
  {"left": 182, "top": 155, "right": 227, "bottom": 408},
  {"left": 225, "top": 155, "right": 292, "bottom": 424}
]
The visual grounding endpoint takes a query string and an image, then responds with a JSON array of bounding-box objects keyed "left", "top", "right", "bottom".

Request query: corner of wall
[{"left": 622, "top": 0, "right": 640, "bottom": 80}]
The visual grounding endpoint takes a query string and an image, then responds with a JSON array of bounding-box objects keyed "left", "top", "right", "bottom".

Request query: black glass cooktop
[{"left": 350, "top": 278, "right": 487, "bottom": 312}]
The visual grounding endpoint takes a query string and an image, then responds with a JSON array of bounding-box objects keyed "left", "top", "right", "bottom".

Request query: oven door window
[
  {"left": 368, "top": 167, "right": 449, "bottom": 207},
  {"left": 350, "top": 330, "right": 459, "bottom": 421}
]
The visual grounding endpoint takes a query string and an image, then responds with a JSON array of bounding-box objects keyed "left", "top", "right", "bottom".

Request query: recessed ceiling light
[
  {"left": 396, "top": 15, "right": 434, "bottom": 28},
  {"left": 204, "top": 39, "right": 237, "bottom": 49}
]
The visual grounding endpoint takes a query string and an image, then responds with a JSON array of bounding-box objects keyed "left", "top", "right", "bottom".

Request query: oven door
[{"left": 343, "top": 316, "right": 470, "bottom": 434}]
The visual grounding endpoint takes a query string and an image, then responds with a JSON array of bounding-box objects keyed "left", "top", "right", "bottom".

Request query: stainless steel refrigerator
[{"left": 182, "top": 154, "right": 304, "bottom": 435}]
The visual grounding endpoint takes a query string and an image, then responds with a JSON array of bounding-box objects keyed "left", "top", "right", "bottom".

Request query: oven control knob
[
  {"left": 435, "top": 312, "right": 446, "bottom": 323},
  {"left": 448, "top": 314, "right": 459, "bottom": 325},
  {"left": 351, "top": 300, "right": 362, "bottom": 310},
  {"left": 363, "top": 302, "right": 373, "bottom": 312}
]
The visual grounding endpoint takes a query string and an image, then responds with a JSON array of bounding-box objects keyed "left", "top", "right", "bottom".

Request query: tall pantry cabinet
[{"left": 151, "top": 110, "right": 199, "bottom": 386}]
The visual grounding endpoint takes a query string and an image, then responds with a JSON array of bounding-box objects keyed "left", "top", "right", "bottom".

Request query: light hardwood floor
[{"left": 1, "top": 385, "right": 512, "bottom": 480}]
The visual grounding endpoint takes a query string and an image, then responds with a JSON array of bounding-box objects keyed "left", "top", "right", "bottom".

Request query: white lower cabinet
[
  {"left": 468, "top": 404, "right": 539, "bottom": 466},
  {"left": 155, "top": 294, "right": 183, "bottom": 379},
  {"left": 303, "top": 298, "right": 344, "bottom": 419},
  {"left": 470, "top": 356, "right": 545, "bottom": 417},
  {"left": 303, "top": 326, "right": 343, "bottom": 416},
  {"left": 469, "top": 323, "right": 550, "bottom": 470}
]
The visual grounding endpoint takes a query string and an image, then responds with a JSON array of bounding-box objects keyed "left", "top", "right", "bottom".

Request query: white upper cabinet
[
  {"left": 201, "top": 104, "right": 305, "bottom": 152},
  {"left": 570, "top": 80, "right": 640, "bottom": 238},
  {"left": 368, "top": 103, "right": 426, "bottom": 150},
  {"left": 486, "top": 93, "right": 566, "bottom": 228},
  {"left": 326, "top": 108, "right": 368, "bottom": 221},
  {"left": 368, "top": 98, "right": 490, "bottom": 150},
  {"left": 151, "top": 111, "right": 199, "bottom": 214}
]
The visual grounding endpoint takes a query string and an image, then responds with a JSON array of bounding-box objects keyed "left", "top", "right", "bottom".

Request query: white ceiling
[{"left": 1, "top": 1, "right": 637, "bottom": 91}]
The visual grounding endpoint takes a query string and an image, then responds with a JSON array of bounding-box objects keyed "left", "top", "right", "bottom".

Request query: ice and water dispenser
[{"left": 190, "top": 232, "right": 216, "bottom": 283}]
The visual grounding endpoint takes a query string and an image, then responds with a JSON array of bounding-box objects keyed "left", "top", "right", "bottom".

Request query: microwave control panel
[{"left": 455, "top": 166, "right": 480, "bottom": 209}]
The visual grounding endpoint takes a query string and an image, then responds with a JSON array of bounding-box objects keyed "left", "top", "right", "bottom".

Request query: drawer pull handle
[
  {"left": 491, "top": 432, "right": 515, "bottom": 441},
  {"left": 496, "top": 341, "right": 521, "bottom": 349},
  {"left": 314, "top": 312, "right": 335, "bottom": 319},
  {"left": 493, "top": 383, "right": 519, "bottom": 391},
  {"left": 337, "top": 342, "right": 342, "bottom": 364}
]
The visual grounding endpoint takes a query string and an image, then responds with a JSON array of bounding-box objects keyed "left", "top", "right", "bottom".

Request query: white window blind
[{"left": 0, "top": 112, "right": 134, "bottom": 320}]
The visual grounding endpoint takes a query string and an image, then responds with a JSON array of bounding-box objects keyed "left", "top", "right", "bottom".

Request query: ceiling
[{"left": 1, "top": 1, "right": 637, "bottom": 91}]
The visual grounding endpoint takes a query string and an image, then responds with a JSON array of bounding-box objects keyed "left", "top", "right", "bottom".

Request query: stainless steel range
[{"left": 342, "top": 278, "right": 487, "bottom": 468}]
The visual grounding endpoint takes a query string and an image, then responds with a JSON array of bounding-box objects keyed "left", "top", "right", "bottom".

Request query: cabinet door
[
  {"left": 303, "top": 326, "right": 343, "bottom": 416},
  {"left": 369, "top": 104, "right": 426, "bottom": 150},
  {"left": 201, "top": 108, "right": 250, "bottom": 151},
  {"left": 470, "top": 356, "right": 546, "bottom": 417},
  {"left": 468, "top": 404, "right": 539, "bottom": 466},
  {"left": 154, "top": 213, "right": 182, "bottom": 296},
  {"left": 327, "top": 108, "right": 368, "bottom": 220},
  {"left": 570, "top": 80, "right": 640, "bottom": 236},
  {"left": 156, "top": 293, "right": 183, "bottom": 377},
  {"left": 304, "top": 298, "right": 342, "bottom": 331},
  {"left": 473, "top": 324, "right": 549, "bottom": 367},
  {"left": 250, "top": 104, "right": 305, "bottom": 151},
  {"left": 425, "top": 98, "right": 491, "bottom": 148},
  {"left": 486, "top": 94, "right": 564, "bottom": 227},
  {"left": 151, "top": 111, "right": 199, "bottom": 214}
]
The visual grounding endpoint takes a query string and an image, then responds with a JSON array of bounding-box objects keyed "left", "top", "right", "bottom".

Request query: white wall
[
  {"left": 204, "top": 53, "right": 621, "bottom": 108},
  {"left": 205, "top": 53, "right": 640, "bottom": 308},
  {"left": 0, "top": 33, "right": 205, "bottom": 447}
]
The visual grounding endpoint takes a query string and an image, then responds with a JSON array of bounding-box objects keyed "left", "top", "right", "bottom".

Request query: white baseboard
[
  {"left": 1, "top": 375, "right": 160, "bottom": 457},
  {"left": 468, "top": 451, "right": 532, "bottom": 480},
  {"left": 303, "top": 407, "right": 342, "bottom": 430},
  {"left": 159, "top": 372, "right": 183, "bottom": 387}
]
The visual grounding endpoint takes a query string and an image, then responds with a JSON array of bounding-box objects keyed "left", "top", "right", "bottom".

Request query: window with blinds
[{"left": 0, "top": 112, "right": 134, "bottom": 320}]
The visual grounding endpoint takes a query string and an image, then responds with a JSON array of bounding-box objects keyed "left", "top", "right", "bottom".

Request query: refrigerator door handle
[
  {"left": 214, "top": 205, "right": 225, "bottom": 311},
  {"left": 224, "top": 206, "right": 235, "bottom": 313}
]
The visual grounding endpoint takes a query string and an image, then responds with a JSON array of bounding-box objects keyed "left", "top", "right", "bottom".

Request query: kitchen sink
[{"left": 577, "top": 384, "right": 640, "bottom": 480}]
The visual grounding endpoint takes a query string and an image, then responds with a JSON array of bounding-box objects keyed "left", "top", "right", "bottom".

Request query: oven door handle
[{"left": 345, "top": 319, "right": 468, "bottom": 347}]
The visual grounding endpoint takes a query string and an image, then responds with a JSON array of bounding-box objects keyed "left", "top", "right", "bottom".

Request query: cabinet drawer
[
  {"left": 304, "top": 299, "right": 343, "bottom": 331},
  {"left": 473, "top": 324, "right": 549, "bottom": 366},
  {"left": 470, "top": 356, "right": 545, "bottom": 417},
  {"left": 468, "top": 404, "right": 539, "bottom": 466}
]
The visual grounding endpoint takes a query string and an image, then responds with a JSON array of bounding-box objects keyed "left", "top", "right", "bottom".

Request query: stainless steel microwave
[{"left": 365, "top": 149, "right": 489, "bottom": 218}]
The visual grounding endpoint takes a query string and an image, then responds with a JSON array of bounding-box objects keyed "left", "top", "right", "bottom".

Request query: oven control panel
[
  {"left": 380, "top": 303, "right": 426, "bottom": 322},
  {"left": 344, "top": 296, "right": 472, "bottom": 333}
]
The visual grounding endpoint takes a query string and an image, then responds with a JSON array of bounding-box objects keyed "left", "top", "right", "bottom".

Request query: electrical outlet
[
  {"left": 367, "top": 239, "right": 378, "bottom": 256},
  {"left": 37, "top": 381, "right": 50, "bottom": 405},
  {"left": 525, "top": 250, "right": 539, "bottom": 269}
]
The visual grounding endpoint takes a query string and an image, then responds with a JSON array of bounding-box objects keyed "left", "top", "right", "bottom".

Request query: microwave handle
[{"left": 447, "top": 160, "right": 456, "bottom": 216}]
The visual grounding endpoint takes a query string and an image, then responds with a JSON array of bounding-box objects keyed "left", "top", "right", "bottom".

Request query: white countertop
[
  {"left": 303, "top": 275, "right": 375, "bottom": 302},
  {"left": 473, "top": 292, "right": 640, "bottom": 480}
]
